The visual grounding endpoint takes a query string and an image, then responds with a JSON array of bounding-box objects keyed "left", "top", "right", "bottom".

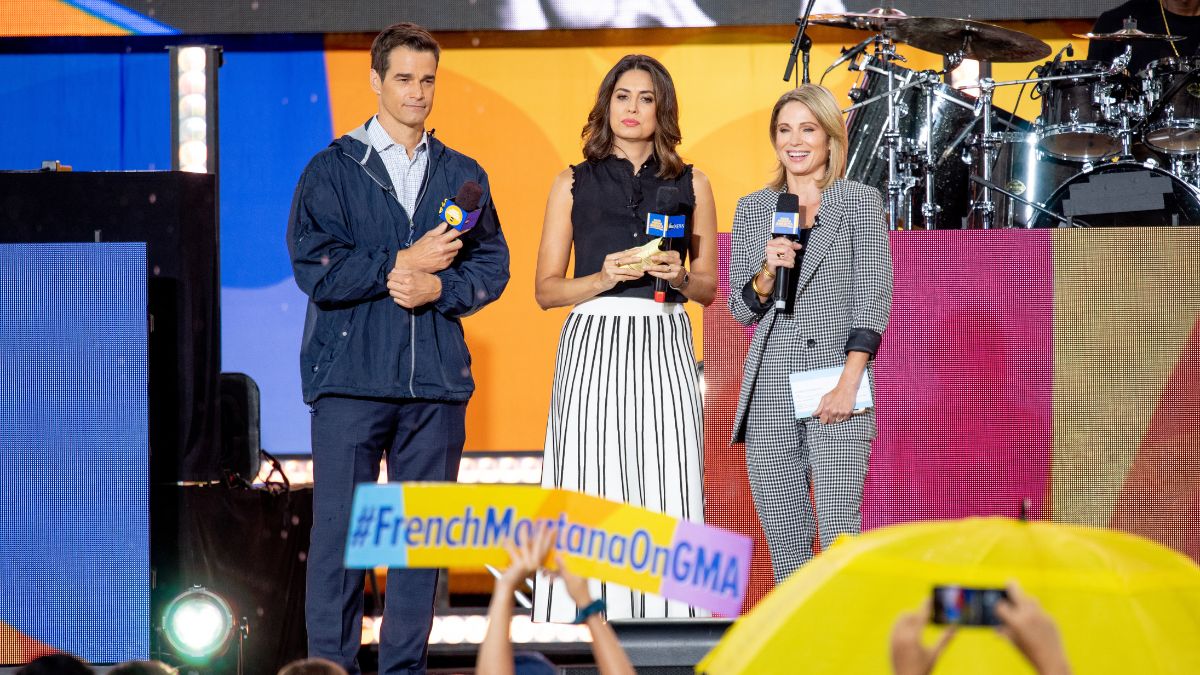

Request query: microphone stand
[{"left": 784, "top": 0, "right": 819, "bottom": 84}]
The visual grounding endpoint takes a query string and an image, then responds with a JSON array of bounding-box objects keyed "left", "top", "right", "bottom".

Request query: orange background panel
[
  {"left": 2, "top": 0, "right": 131, "bottom": 36},
  {"left": 0, "top": 621, "right": 56, "bottom": 664}
]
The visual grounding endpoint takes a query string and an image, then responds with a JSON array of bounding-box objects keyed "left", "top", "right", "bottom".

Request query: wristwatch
[{"left": 670, "top": 269, "right": 691, "bottom": 291}]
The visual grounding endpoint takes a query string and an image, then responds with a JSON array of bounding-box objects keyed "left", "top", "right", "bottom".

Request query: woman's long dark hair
[{"left": 581, "top": 54, "right": 684, "bottom": 179}]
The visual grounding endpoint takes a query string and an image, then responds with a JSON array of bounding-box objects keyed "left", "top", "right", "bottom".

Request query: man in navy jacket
[{"left": 286, "top": 22, "right": 509, "bottom": 675}]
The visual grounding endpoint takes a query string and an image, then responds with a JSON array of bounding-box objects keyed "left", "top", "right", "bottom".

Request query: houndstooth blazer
[{"left": 728, "top": 178, "right": 893, "bottom": 443}]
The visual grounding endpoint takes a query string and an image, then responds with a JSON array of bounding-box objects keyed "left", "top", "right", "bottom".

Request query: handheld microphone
[
  {"left": 438, "top": 180, "right": 484, "bottom": 233},
  {"left": 646, "top": 186, "right": 687, "bottom": 303},
  {"left": 825, "top": 36, "right": 874, "bottom": 77},
  {"left": 771, "top": 193, "right": 803, "bottom": 313}
]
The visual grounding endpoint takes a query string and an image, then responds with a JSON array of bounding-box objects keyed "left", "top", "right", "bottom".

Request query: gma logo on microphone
[
  {"left": 646, "top": 213, "right": 686, "bottom": 238},
  {"left": 772, "top": 211, "right": 801, "bottom": 236},
  {"left": 438, "top": 197, "right": 481, "bottom": 232}
]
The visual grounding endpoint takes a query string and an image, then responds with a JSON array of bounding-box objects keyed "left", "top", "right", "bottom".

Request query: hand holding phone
[{"left": 931, "top": 585, "right": 1009, "bottom": 626}]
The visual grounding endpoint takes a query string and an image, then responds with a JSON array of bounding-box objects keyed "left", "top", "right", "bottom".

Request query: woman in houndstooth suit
[{"left": 728, "top": 84, "right": 892, "bottom": 583}]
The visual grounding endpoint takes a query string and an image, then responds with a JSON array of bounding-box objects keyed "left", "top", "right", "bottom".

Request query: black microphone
[
  {"left": 771, "top": 193, "right": 803, "bottom": 313},
  {"left": 1050, "top": 43, "right": 1073, "bottom": 70},
  {"left": 825, "top": 36, "right": 874, "bottom": 77},
  {"left": 646, "top": 186, "right": 686, "bottom": 303}
]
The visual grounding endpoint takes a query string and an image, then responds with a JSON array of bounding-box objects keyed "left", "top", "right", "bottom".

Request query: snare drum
[
  {"left": 1037, "top": 60, "right": 1122, "bottom": 161},
  {"left": 1139, "top": 56, "right": 1200, "bottom": 155}
]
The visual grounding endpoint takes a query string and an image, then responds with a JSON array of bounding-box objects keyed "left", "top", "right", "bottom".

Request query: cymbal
[
  {"left": 1073, "top": 27, "right": 1186, "bottom": 41},
  {"left": 808, "top": 7, "right": 908, "bottom": 31},
  {"left": 886, "top": 16, "right": 1052, "bottom": 62}
]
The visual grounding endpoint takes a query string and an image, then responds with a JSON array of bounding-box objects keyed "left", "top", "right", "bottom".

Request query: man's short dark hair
[{"left": 371, "top": 22, "right": 441, "bottom": 77}]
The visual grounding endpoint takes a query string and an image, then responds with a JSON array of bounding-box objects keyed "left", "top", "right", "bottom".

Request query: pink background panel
[{"left": 864, "top": 231, "right": 1055, "bottom": 529}]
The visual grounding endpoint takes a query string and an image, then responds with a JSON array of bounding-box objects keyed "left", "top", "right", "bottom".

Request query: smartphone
[{"left": 931, "top": 586, "right": 1008, "bottom": 626}]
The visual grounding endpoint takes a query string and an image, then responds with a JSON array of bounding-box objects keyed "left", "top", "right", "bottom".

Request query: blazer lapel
[{"left": 796, "top": 180, "right": 846, "bottom": 293}]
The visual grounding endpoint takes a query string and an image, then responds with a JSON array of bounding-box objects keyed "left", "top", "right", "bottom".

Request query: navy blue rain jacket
[{"left": 286, "top": 118, "right": 510, "bottom": 404}]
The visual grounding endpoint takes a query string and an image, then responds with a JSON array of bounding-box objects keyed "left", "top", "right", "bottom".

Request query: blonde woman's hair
[{"left": 768, "top": 84, "right": 848, "bottom": 192}]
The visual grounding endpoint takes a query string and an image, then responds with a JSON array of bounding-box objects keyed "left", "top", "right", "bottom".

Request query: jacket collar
[
  {"left": 796, "top": 179, "right": 847, "bottom": 293},
  {"left": 337, "top": 117, "right": 444, "bottom": 193}
]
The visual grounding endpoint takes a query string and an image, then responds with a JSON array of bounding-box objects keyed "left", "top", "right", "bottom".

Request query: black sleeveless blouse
[{"left": 571, "top": 155, "right": 695, "bottom": 302}]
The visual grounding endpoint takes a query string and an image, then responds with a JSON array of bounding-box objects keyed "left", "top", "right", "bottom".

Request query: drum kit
[{"left": 813, "top": 9, "right": 1200, "bottom": 229}]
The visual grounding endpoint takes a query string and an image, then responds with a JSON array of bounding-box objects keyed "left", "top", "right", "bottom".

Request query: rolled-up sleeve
[{"left": 846, "top": 186, "right": 892, "bottom": 358}]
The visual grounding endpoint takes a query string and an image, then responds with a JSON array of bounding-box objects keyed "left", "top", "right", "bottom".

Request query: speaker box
[{"left": 0, "top": 170, "right": 221, "bottom": 482}]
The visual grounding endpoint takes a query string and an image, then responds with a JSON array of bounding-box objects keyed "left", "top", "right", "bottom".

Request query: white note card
[{"left": 788, "top": 366, "right": 873, "bottom": 420}]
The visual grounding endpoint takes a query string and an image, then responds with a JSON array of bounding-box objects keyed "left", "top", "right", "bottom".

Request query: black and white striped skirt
[{"left": 534, "top": 297, "right": 707, "bottom": 621}]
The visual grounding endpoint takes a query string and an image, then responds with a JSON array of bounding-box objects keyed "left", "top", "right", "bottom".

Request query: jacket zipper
[
  {"left": 406, "top": 143, "right": 438, "bottom": 396},
  {"left": 341, "top": 144, "right": 432, "bottom": 399}
]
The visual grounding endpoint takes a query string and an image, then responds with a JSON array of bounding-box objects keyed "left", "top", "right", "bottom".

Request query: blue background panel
[
  {"left": 0, "top": 243, "right": 150, "bottom": 663},
  {"left": 0, "top": 41, "right": 333, "bottom": 454}
]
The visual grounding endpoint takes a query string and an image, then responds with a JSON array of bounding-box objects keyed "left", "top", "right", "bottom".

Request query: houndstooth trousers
[{"left": 728, "top": 180, "right": 892, "bottom": 583}]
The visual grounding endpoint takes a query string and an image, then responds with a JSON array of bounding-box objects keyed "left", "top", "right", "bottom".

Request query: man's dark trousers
[{"left": 306, "top": 395, "right": 466, "bottom": 675}]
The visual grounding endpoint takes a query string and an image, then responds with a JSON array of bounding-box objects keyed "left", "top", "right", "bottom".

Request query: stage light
[
  {"left": 169, "top": 45, "right": 222, "bottom": 175},
  {"left": 161, "top": 586, "right": 235, "bottom": 662}
]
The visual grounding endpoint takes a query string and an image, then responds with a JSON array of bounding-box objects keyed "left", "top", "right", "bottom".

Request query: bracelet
[
  {"left": 669, "top": 269, "right": 690, "bottom": 291},
  {"left": 759, "top": 261, "right": 776, "bottom": 279},
  {"left": 750, "top": 273, "right": 772, "bottom": 298},
  {"left": 572, "top": 598, "right": 606, "bottom": 624}
]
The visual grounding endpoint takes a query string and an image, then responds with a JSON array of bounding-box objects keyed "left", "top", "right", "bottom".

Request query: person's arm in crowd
[
  {"left": 554, "top": 555, "right": 636, "bottom": 675},
  {"left": 890, "top": 599, "right": 956, "bottom": 675},
  {"left": 996, "top": 582, "right": 1072, "bottom": 675},
  {"left": 476, "top": 528, "right": 556, "bottom": 675}
]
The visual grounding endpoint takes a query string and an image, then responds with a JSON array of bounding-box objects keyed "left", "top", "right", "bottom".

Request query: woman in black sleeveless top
[{"left": 532, "top": 54, "right": 718, "bottom": 621}]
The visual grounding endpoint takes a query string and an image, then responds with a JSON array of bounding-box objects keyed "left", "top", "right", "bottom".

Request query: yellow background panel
[{"left": 1052, "top": 229, "right": 1200, "bottom": 525}]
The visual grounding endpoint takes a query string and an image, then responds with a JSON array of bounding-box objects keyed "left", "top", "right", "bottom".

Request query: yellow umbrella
[{"left": 697, "top": 517, "right": 1200, "bottom": 674}]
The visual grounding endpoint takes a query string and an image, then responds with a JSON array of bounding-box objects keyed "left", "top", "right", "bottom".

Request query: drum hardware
[
  {"left": 960, "top": 48, "right": 1136, "bottom": 227},
  {"left": 879, "top": 36, "right": 907, "bottom": 230},
  {"left": 808, "top": 7, "right": 909, "bottom": 32},
  {"left": 1073, "top": 18, "right": 1187, "bottom": 43},
  {"left": 784, "top": 0, "right": 821, "bottom": 84},
  {"left": 885, "top": 16, "right": 1052, "bottom": 63},
  {"left": 969, "top": 78, "right": 1001, "bottom": 229},
  {"left": 969, "top": 175, "right": 1085, "bottom": 227}
]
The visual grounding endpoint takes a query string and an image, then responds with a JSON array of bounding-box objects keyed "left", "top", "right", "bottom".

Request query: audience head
[
  {"left": 108, "top": 660, "right": 177, "bottom": 675},
  {"left": 277, "top": 657, "right": 349, "bottom": 675},
  {"left": 16, "top": 653, "right": 94, "bottom": 675},
  {"left": 513, "top": 650, "right": 557, "bottom": 675}
]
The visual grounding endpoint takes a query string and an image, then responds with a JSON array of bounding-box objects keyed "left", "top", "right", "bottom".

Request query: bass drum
[
  {"left": 1030, "top": 161, "right": 1200, "bottom": 227},
  {"left": 845, "top": 56, "right": 976, "bottom": 228},
  {"left": 982, "top": 132, "right": 1079, "bottom": 228}
]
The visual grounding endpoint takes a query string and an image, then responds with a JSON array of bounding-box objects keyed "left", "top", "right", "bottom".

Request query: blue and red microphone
[{"left": 646, "top": 186, "right": 687, "bottom": 302}]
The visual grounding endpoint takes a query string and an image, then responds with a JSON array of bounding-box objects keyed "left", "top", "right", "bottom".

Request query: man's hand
[
  {"left": 394, "top": 223, "right": 464, "bottom": 273},
  {"left": 387, "top": 269, "right": 442, "bottom": 308}
]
